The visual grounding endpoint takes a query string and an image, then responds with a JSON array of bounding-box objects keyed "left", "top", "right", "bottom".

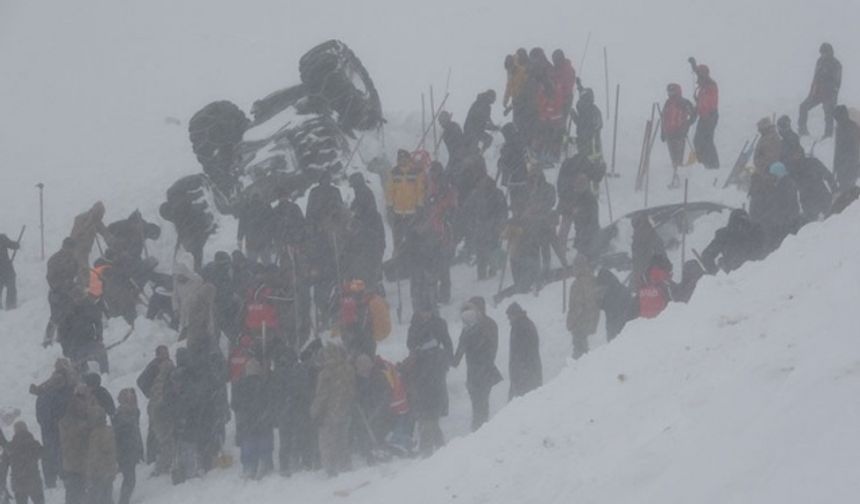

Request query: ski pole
[
  {"left": 36, "top": 183, "right": 45, "bottom": 260},
  {"left": 10, "top": 226, "right": 26, "bottom": 263}
]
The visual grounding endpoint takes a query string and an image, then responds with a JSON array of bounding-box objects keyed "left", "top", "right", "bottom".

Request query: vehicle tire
[
  {"left": 188, "top": 101, "right": 250, "bottom": 197},
  {"left": 299, "top": 40, "right": 383, "bottom": 132}
]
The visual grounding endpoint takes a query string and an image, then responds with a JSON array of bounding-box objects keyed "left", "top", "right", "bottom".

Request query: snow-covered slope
[
  {"left": 1, "top": 1, "right": 859, "bottom": 503},
  {"left": 134, "top": 204, "right": 860, "bottom": 504}
]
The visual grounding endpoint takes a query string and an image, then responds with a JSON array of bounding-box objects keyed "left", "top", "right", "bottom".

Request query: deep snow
[{"left": 1, "top": 0, "right": 859, "bottom": 503}]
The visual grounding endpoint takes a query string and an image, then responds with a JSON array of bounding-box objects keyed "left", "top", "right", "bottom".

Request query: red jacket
[
  {"left": 638, "top": 267, "right": 671, "bottom": 319},
  {"left": 426, "top": 181, "right": 457, "bottom": 245},
  {"left": 695, "top": 80, "right": 719, "bottom": 118},
  {"left": 552, "top": 59, "right": 576, "bottom": 103},
  {"left": 378, "top": 357, "right": 409, "bottom": 415},
  {"left": 662, "top": 96, "right": 695, "bottom": 137}
]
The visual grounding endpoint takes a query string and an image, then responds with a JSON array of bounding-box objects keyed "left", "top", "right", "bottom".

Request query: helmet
[
  {"left": 667, "top": 83, "right": 682, "bottom": 96},
  {"left": 696, "top": 64, "right": 710, "bottom": 77}
]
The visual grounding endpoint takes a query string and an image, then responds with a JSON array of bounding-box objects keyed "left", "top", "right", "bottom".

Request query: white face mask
[{"left": 461, "top": 309, "right": 479, "bottom": 327}]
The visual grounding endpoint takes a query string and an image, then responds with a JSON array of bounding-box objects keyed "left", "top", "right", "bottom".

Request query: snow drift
[{"left": 128, "top": 205, "right": 860, "bottom": 504}]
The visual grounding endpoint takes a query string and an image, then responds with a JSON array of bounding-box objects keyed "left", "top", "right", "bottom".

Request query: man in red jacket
[
  {"left": 689, "top": 57, "right": 720, "bottom": 169},
  {"left": 661, "top": 83, "right": 697, "bottom": 185}
]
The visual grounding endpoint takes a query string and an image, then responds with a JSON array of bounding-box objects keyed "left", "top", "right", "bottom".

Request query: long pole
[
  {"left": 603, "top": 47, "right": 610, "bottom": 120},
  {"left": 681, "top": 179, "right": 689, "bottom": 266},
  {"left": 10, "top": 226, "right": 25, "bottom": 263},
  {"left": 578, "top": 31, "right": 592, "bottom": 77},
  {"left": 610, "top": 84, "right": 620, "bottom": 177},
  {"left": 421, "top": 93, "right": 427, "bottom": 150},
  {"left": 430, "top": 86, "right": 439, "bottom": 159},
  {"left": 37, "top": 183, "right": 45, "bottom": 260}
]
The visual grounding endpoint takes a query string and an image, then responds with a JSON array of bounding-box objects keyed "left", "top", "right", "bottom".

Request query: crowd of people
[{"left": 0, "top": 41, "right": 858, "bottom": 504}]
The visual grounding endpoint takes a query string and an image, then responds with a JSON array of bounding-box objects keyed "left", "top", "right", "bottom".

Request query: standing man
[
  {"left": 463, "top": 90, "right": 500, "bottom": 152},
  {"left": 688, "top": 57, "right": 720, "bottom": 169},
  {"left": 0, "top": 233, "right": 21, "bottom": 310},
  {"left": 660, "top": 83, "right": 696, "bottom": 182},
  {"left": 385, "top": 150, "right": 426, "bottom": 253},
  {"left": 453, "top": 297, "right": 502, "bottom": 431},
  {"left": 833, "top": 105, "right": 860, "bottom": 190},
  {"left": 799, "top": 43, "right": 842, "bottom": 138}
]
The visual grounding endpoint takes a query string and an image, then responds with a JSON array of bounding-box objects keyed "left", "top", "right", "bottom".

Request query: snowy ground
[{"left": 1, "top": 0, "right": 859, "bottom": 503}]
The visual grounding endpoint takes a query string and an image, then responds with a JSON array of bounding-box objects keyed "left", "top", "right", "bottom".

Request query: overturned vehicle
[{"left": 183, "top": 39, "right": 383, "bottom": 213}]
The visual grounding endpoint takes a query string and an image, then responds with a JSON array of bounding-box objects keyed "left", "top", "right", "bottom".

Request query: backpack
[
  {"left": 663, "top": 99, "right": 688, "bottom": 136},
  {"left": 243, "top": 286, "right": 279, "bottom": 331},
  {"left": 367, "top": 294, "right": 392, "bottom": 342}
]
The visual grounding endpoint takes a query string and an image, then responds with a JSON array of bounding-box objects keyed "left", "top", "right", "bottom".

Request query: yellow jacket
[
  {"left": 504, "top": 61, "right": 528, "bottom": 107},
  {"left": 385, "top": 163, "right": 426, "bottom": 215}
]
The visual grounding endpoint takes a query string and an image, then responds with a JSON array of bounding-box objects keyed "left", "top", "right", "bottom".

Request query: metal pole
[
  {"left": 421, "top": 93, "right": 427, "bottom": 150},
  {"left": 610, "top": 84, "right": 620, "bottom": 177},
  {"left": 578, "top": 31, "right": 592, "bottom": 77},
  {"left": 681, "top": 179, "right": 689, "bottom": 266},
  {"left": 603, "top": 47, "right": 610, "bottom": 120},
  {"left": 37, "top": 183, "right": 45, "bottom": 260},
  {"left": 430, "top": 86, "right": 439, "bottom": 159}
]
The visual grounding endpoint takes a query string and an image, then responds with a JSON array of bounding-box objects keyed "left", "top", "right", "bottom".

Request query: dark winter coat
[
  {"left": 33, "top": 366, "right": 76, "bottom": 430},
  {"left": 342, "top": 204, "right": 386, "bottom": 285},
  {"left": 46, "top": 248, "right": 78, "bottom": 293},
  {"left": 350, "top": 181, "right": 378, "bottom": 216},
  {"left": 497, "top": 128, "right": 528, "bottom": 189},
  {"left": 790, "top": 156, "right": 837, "bottom": 220},
  {"left": 7, "top": 430, "right": 43, "bottom": 496},
  {"left": 166, "top": 350, "right": 208, "bottom": 444},
  {"left": 406, "top": 313, "right": 453, "bottom": 419},
  {"left": 84, "top": 374, "right": 116, "bottom": 418},
  {"left": 752, "top": 175, "right": 800, "bottom": 232},
  {"left": 463, "top": 92, "right": 496, "bottom": 146},
  {"left": 779, "top": 128, "right": 805, "bottom": 166},
  {"left": 454, "top": 310, "right": 502, "bottom": 393},
  {"left": 237, "top": 197, "right": 277, "bottom": 251},
  {"left": 0, "top": 234, "right": 19, "bottom": 274},
  {"left": 464, "top": 178, "right": 508, "bottom": 248},
  {"left": 834, "top": 116, "right": 860, "bottom": 188},
  {"left": 596, "top": 269, "right": 634, "bottom": 340},
  {"left": 306, "top": 182, "right": 344, "bottom": 231},
  {"left": 810, "top": 54, "right": 842, "bottom": 100},
  {"left": 573, "top": 93, "right": 603, "bottom": 156},
  {"left": 700, "top": 211, "right": 765, "bottom": 274},
  {"left": 508, "top": 311, "right": 542, "bottom": 399},
  {"left": 441, "top": 120, "right": 467, "bottom": 167},
  {"left": 58, "top": 300, "right": 103, "bottom": 363},
  {"left": 231, "top": 363, "right": 275, "bottom": 442},
  {"left": 273, "top": 199, "right": 307, "bottom": 247},
  {"left": 271, "top": 349, "right": 313, "bottom": 427},
  {"left": 113, "top": 406, "right": 143, "bottom": 470}
]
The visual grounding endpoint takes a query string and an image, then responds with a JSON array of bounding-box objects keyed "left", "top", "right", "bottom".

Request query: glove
[
  {"left": 503, "top": 106, "right": 512, "bottom": 117},
  {"left": 688, "top": 57, "right": 696, "bottom": 66}
]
